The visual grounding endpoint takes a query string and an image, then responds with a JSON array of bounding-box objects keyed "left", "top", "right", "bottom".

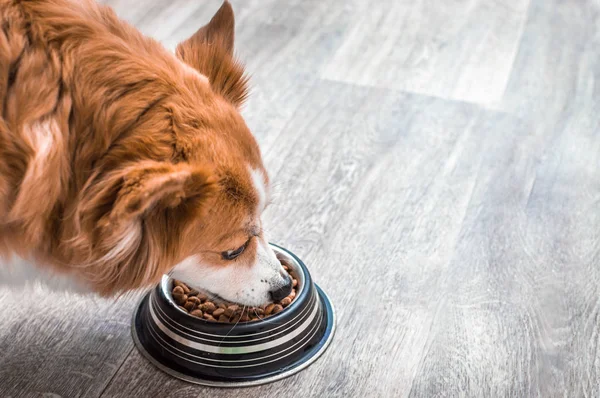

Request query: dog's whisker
[
  {"left": 218, "top": 304, "right": 246, "bottom": 347},
  {"left": 253, "top": 308, "right": 265, "bottom": 323}
]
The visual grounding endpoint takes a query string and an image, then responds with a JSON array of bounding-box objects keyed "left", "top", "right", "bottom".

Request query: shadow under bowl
[{"left": 131, "top": 243, "right": 336, "bottom": 387}]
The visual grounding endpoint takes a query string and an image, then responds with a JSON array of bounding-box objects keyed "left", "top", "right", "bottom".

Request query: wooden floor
[{"left": 2, "top": 0, "right": 600, "bottom": 396}]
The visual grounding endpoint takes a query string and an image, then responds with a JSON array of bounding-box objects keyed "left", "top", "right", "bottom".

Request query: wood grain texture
[
  {"left": 3, "top": 0, "right": 600, "bottom": 397},
  {"left": 0, "top": 262, "right": 143, "bottom": 398},
  {"left": 321, "top": 0, "right": 531, "bottom": 106}
]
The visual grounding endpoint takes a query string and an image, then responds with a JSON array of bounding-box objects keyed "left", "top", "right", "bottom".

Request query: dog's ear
[
  {"left": 185, "top": 0, "right": 235, "bottom": 55},
  {"left": 81, "top": 161, "right": 216, "bottom": 233},
  {"left": 71, "top": 161, "right": 215, "bottom": 295},
  {"left": 176, "top": 1, "right": 249, "bottom": 107}
]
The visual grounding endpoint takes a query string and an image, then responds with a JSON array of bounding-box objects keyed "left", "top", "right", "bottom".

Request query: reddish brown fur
[{"left": 0, "top": 0, "right": 266, "bottom": 295}]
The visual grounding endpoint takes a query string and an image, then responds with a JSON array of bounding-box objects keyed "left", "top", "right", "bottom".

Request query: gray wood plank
[
  {"left": 501, "top": 0, "right": 600, "bottom": 128},
  {"left": 103, "top": 0, "right": 219, "bottom": 48},
  {"left": 321, "top": 0, "right": 531, "bottom": 106},
  {"left": 405, "top": 1, "right": 600, "bottom": 390},
  {"left": 407, "top": 91, "right": 600, "bottom": 397},
  {"left": 491, "top": 0, "right": 600, "bottom": 395},
  {"left": 0, "top": 277, "right": 144, "bottom": 398}
]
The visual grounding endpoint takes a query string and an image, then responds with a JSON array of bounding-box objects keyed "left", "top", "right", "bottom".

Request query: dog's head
[{"left": 72, "top": 1, "right": 291, "bottom": 306}]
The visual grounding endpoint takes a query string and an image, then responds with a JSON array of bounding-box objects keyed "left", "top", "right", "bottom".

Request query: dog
[{"left": 0, "top": 0, "right": 293, "bottom": 306}]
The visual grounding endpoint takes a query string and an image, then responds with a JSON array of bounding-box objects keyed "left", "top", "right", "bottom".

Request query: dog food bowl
[{"left": 131, "top": 244, "right": 335, "bottom": 387}]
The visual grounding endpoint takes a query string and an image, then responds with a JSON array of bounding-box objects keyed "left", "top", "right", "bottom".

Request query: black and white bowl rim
[{"left": 131, "top": 244, "right": 336, "bottom": 388}]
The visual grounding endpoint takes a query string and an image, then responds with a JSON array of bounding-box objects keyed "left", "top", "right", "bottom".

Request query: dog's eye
[{"left": 222, "top": 244, "right": 246, "bottom": 260}]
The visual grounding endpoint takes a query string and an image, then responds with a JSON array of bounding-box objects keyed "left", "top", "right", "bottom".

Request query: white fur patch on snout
[{"left": 170, "top": 240, "right": 286, "bottom": 306}]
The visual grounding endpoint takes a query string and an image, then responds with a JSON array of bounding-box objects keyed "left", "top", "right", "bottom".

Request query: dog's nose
[{"left": 268, "top": 275, "right": 293, "bottom": 302}]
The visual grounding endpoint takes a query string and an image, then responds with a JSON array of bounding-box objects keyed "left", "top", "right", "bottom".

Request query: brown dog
[{"left": 0, "top": 0, "right": 292, "bottom": 306}]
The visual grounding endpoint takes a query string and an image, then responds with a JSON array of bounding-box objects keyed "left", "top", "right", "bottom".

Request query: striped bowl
[{"left": 131, "top": 244, "right": 335, "bottom": 387}]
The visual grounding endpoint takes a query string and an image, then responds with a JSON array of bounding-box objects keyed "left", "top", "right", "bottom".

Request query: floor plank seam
[
  {"left": 318, "top": 76, "right": 506, "bottom": 111},
  {"left": 95, "top": 346, "right": 135, "bottom": 398},
  {"left": 496, "top": 0, "right": 535, "bottom": 110},
  {"left": 261, "top": 78, "right": 322, "bottom": 161}
]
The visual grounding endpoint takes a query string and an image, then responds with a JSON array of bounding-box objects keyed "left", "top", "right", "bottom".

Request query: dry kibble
[
  {"left": 280, "top": 297, "right": 292, "bottom": 307},
  {"left": 173, "top": 286, "right": 184, "bottom": 295},
  {"left": 172, "top": 293, "right": 187, "bottom": 304},
  {"left": 174, "top": 280, "right": 191, "bottom": 294},
  {"left": 171, "top": 258, "right": 299, "bottom": 323},
  {"left": 197, "top": 293, "right": 208, "bottom": 302},
  {"left": 203, "top": 313, "right": 216, "bottom": 322},
  {"left": 225, "top": 305, "right": 239, "bottom": 317},
  {"left": 184, "top": 301, "right": 197, "bottom": 312},
  {"left": 213, "top": 308, "right": 225, "bottom": 317},
  {"left": 201, "top": 302, "right": 216, "bottom": 313},
  {"left": 287, "top": 289, "right": 296, "bottom": 300},
  {"left": 272, "top": 304, "right": 284, "bottom": 314},
  {"left": 264, "top": 303, "right": 275, "bottom": 315},
  {"left": 254, "top": 308, "right": 265, "bottom": 316}
]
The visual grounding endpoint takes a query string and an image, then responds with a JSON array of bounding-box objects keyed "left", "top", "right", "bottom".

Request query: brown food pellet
[
  {"left": 264, "top": 303, "right": 275, "bottom": 315},
  {"left": 197, "top": 293, "right": 208, "bottom": 302},
  {"left": 224, "top": 305, "right": 239, "bottom": 317},
  {"left": 203, "top": 313, "right": 216, "bottom": 322},
  {"left": 173, "top": 286, "right": 184, "bottom": 295},
  {"left": 190, "top": 309, "right": 203, "bottom": 317},
  {"left": 201, "top": 302, "right": 216, "bottom": 313},
  {"left": 213, "top": 308, "right": 225, "bottom": 317},
  {"left": 187, "top": 296, "right": 201, "bottom": 305},
  {"left": 272, "top": 304, "right": 284, "bottom": 314},
  {"left": 287, "top": 289, "right": 296, "bottom": 300},
  {"left": 172, "top": 293, "right": 187, "bottom": 305},
  {"left": 172, "top": 259, "right": 299, "bottom": 323},
  {"left": 175, "top": 281, "right": 191, "bottom": 294},
  {"left": 280, "top": 297, "right": 292, "bottom": 307}
]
